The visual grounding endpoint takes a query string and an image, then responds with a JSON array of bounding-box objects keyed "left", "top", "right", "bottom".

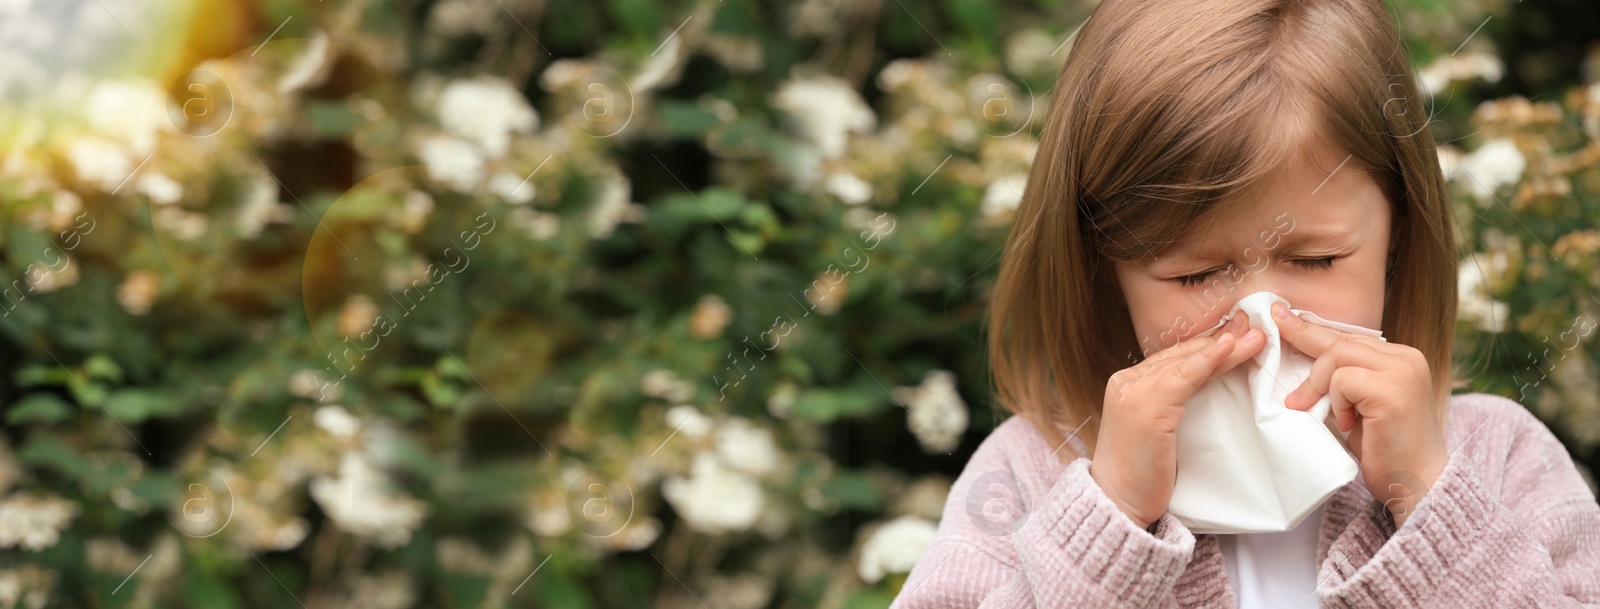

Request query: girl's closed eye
[{"left": 1172, "top": 256, "right": 1338, "bottom": 287}]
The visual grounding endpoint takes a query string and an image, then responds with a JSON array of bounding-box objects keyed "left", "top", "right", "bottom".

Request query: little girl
[{"left": 892, "top": 0, "right": 1600, "bottom": 606}]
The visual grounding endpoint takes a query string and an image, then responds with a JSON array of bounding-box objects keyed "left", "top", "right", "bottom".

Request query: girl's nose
[{"left": 1229, "top": 268, "right": 1292, "bottom": 306}]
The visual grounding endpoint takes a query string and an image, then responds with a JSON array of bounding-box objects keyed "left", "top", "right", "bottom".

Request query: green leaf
[
  {"left": 791, "top": 386, "right": 881, "bottom": 422},
  {"left": 81, "top": 455, "right": 138, "bottom": 496},
  {"left": 6, "top": 393, "right": 73, "bottom": 425},
  {"left": 377, "top": 392, "right": 426, "bottom": 422},
  {"left": 105, "top": 389, "right": 176, "bottom": 424},
  {"left": 84, "top": 354, "right": 123, "bottom": 383},
  {"left": 604, "top": 0, "right": 661, "bottom": 36},
  {"left": 439, "top": 572, "right": 490, "bottom": 609},
  {"left": 726, "top": 229, "right": 765, "bottom": 257},
  {"left": 821, "top": 470, "right": 883, "bottom": 511},
  {"left": 305, "top": 100, "right": 363, "bottom": 138},
  {"left": 436, "top": 354, "right": 471, "bottom": 382},
  {"left": 656, "top": 100, "right": 721, "bottom": 139},
  {"left": 17, "top": 435, "right": 86, "bottom": 479},
  {"left": 421, "top": 371, "right": 462, "bottom": 408},
  {"left": 657, "top": 187, "right": 751, "bottom": 238},
  {"left": 536, "top": 570, "right": 592, "bottom": 609},
  {"left": 186, "top": 569, "right": 240, "bottom": 609},
  {"left": 846, "top": 589, "right": 895, "bottom": 609},
  {"left": 16, "top": 364, "right": 69, "bottom": 387},
  {"left": 942, "top": 0, "right": 1000, "bottom": 38}
]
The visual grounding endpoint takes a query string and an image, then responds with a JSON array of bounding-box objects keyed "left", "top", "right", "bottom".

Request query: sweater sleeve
[
  {"left": 892, "top": 429, "right": 1197, "bottom": 609},
  {"left": 1315, "top": 395, "right": 1600, "bottom": 608}
]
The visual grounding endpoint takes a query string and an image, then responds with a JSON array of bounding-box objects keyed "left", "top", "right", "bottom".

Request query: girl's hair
[{"left": 987, "top": 0, "right": 1459, "bottom": 461}]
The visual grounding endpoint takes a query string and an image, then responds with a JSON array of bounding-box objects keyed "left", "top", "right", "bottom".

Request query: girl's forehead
[{"left": 1158, "top": 179, "right": 1383, "bottom": 264}]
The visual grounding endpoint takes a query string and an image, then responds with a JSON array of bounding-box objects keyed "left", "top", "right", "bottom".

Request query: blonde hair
[{"left": 987, "top": 0, "right": 1459, "bottom": 462}]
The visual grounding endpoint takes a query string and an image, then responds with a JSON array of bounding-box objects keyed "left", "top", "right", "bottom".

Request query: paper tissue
[{"left": 1167, "top": 291, "right": 1384, "bottom": 534}]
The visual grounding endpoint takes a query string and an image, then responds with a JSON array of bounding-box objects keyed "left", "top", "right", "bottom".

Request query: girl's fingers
[
  {"left": 1145, "top": 316, "right": 1246, "bottom": 367},
  {"left": 1327, "top": 366, "right": 1371, "bottom": 432},
  {"left": 1166, "top": 332, "right": 1242, "bottom": 393},
  {"left": 1285, "top": 339, "right": 1388, "bottom": 410},
  {"left": 1272, "top": 302, "right": 1373, "bottom": 360},
  {"left": 1145, "top": 331, "right": 1225, "bottom": 366},
  {"left": 1218, "top": 328, "right": 1266, "bottom": 372}
]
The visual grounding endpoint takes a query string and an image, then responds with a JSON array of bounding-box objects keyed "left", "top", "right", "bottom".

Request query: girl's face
[{"left": 1111, "top": 138, "right": 1395, "bottom": 358}]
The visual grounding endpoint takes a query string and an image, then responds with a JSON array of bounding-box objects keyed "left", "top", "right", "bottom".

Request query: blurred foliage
[{"left": 0, "top": 0, "right": 1595, "bottom": 607}]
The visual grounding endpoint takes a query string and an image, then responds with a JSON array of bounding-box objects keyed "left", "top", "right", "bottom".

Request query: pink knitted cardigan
[{"left": 891, "top": 392, "right": 1600, "bottom": 607}]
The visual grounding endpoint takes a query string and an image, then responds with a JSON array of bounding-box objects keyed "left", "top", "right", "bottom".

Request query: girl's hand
[
  {"left": 1275, "top": 301, "right": 1449, "bottom": 528},
  {"left": 1090, "top": 315, "right": 1266, "bottom": 529}
]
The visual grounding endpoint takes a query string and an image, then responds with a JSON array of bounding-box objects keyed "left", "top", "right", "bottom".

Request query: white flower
[
  {"left": 1458, "top": 252, "right": 1509, "bottom": 333},
  {"left": 428, "top": 0, "right": 498, "bottom": 36},
  {"left": 0, "top": 492, "right": 78, "bottom": 551},
  {"left": 1455, "top": 138, "right": 1524, "bottom": 202},
  {"left": 1415, "top": 51, "right": 1503, "bottom": 97},
  {"left": 115, "top": 270, "right": 160, "bottom": 315},
  {"left": 47, "top": 190, "right": 82, "bottom": 233},
  {"left": 664, "top": 404, "right": 714, "bottom": 440},
  {"left": 278, "top": 30, "right": 333, "bottom": 94},
  {"left": 824, "top": 171, "right": 873, "bottom": 205},
  {"left": 0, "top": 564, "right": 55, "bottom": 609},
  {"left": 416, "top": 134, "right": 484, "bottom": 191},
  {"left": 1005, "top": 28, "right": 1066, "bottom": 76},
  {"left": 522, "top": 488, "right": 570, "bottom": 537},
  {"left": 1437, "top": 145, "right": 1463, "bottom": 182},
  {"left": 84, "top": 79, "right": 168, "bottom": 155},
  {"left": 980, "top": 173, "right": 1028, "bottom": 221},
  {"left": 600, "top": 517, "right": 661, "bottom": 552},
  {"left": 289, "top": 369, "right": 343, "bottom": 402},
  {"left": 314, "top": 405, "right": 361, "bottom": 440},
  {"left": 154, "top": 207, "right": 208, "bottom": 241},
  {"left": 137, "top": 172, "right": 183, "bottom": 205},
  {"left": 877, "top": 59, "right": 925, "bottom": 93},
  {"left": 338, "top": 571, "right": 417, "bottom": 609},
  {"left": 29, "top": 258, "right": 77, "bottom": 293},
  {"left": 508, "top": 207, "right": 560, "bottom": 240},
  {"left": 436, "top": 76, "right": 538, "bottom": 159},
  {"left": 587, "top": 173, "right": 638, "bottom": 238},
  {"left": 857, "top": 515, "right": 937, "bottom": 583},
  {"left": 842, "top": 207, "right": 893, "bottom": 237},
  {"left": 766, "top": 380, "right": 798, "bottom": 419},
  {"left": 401, "top": 190, "right": 434, "bottom": 233},
  {"left": 65, "top": 137, "right": 131, "bottom": 192},
  {"left": 642, "top": 369, "right": 697, "bottom": 403},
  {"left": 309, "top": 452, "right": 427, "bottom": 549},
  {"left": 86, "top": 537, "right": 143, "bottom": 573},
  {"left": 773, "top": 74, "right": 876, "bottom": 159},
  {"left": 715, "top": 417, "right": 779, "bottom": 477},
  {"left": 437, "top": 537, "right": 496, "bottom": 572},
  {"left": 236, "top": 174, "right": 289, "bottom": 239},
  {"left": 689, "top": 293, "right": 733, "bottom": 339},
  {"left": 487, "top": 171, "right": 534, "bottom": 204},
  {"left": 893, "top": 370, "right": 968, "bottom": 453},
  {"left": 661, "top": 452, "right": 764, "bottom": 534},
  {"left": 538, "top": 59, "right": 597, "bottom": 92},
  {"left": 634, "top": 35, "right": 686, "bottom": 93}
]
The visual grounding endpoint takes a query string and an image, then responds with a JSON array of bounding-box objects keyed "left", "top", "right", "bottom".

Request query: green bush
[{"left": 0, "top": 0, "right": 1594, "bottom": 607}]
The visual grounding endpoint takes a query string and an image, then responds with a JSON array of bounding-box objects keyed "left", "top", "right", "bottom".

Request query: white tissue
[{"left": 1167, "top": 291, "right": 1384, "bottom": 534}]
